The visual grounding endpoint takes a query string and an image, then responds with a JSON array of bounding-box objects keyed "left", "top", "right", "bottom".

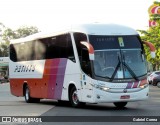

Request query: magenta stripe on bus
[
  {"left": 54, "top": 58, "right": 67, "bottom": 100},
  {"left": 48, "top": 59, "right": 60, "bottom": 99},
  {"left": 132, "top": 81, "right": 139, "bottom": 88},
  {"left": 126, "top": 82, "right": 133, "bottom": 89}
]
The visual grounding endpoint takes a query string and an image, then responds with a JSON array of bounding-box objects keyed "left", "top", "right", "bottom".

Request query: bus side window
[
  {"left": 56, "top": 34, "right": 68, "bottom": 58},
  {"left": 26, "top": 41, "right": 34, "bottom": 60},
  {"left": 74, "top": 32, "right": 92, "bottom": 76},
  {"left": 42, "top": 34, "right": 75, "bottom": 61},
  {"left": 81, "top": 47, "right": 91, "bottom": 76},
  {"left": 66, "top": 34, "right": 75, "bottom": 62},
  {"left": 10, "top": 34, "right": 75, "bottom": 61},
  {"left": 43, "top": 37, "right": 58, "bottom": 59},
  {"left": 17, "top": 43, "right": 26, "bottom": 61},
  {"left": 35, "top": 40, "right": 46, "bottom": 60},
  {"left": 10, "top": 44, "right": 17, "bottom": 62}
]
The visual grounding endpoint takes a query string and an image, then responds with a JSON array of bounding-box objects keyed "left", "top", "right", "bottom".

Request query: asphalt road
[{"left": 0, "top": 83, "right": 160, "bottom": 125}]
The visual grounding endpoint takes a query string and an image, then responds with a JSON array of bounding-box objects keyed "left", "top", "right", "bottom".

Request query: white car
[{"left": 147, "top": 71, "right": 160, "bottom": 84}]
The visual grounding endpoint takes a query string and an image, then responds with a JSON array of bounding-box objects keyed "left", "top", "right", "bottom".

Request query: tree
[
  {"left": 138, "top": 1, "right": 160, "bottom": 71},
  {"left": 0, "top": 22, "right": 5, "bottom": 38},
  {"left": 14, "top": 26, "right": 39, "bottom": 39},
  {"left": 2, "top": 28, "right": 16, "bottom": 44},
  {"left": 2, "top": 26, "right": 39, "bottom": 41},
  {"left": 0, "top": 24, "right": 39, "bottom": 57}
]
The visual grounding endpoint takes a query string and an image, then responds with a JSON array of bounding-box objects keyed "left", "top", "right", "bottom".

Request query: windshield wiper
[
  {"left": 123, "top": 62, "right": 138, "bottom": 81},
  {"left": 109, "top": 54, "right": 139, "bottom": 81},
  {"left": 109, "top": 55, "right": 121, "bottom": 82},
  {"left": 122, "top": 54, "right": 138, "bottom": 81}
]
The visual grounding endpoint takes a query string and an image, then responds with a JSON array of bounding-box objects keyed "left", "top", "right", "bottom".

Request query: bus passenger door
[{"left": 80, "top": 48, "right": 93, "bottom": 102}]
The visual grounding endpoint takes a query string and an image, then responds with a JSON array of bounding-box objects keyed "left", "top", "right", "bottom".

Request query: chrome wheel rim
[{"left": 72, "top": 90, "right": 78, "bottom": 105}]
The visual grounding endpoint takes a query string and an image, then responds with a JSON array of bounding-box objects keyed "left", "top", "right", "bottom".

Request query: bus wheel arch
[
  {"left": 23, "top": 82, "right": 40, "bottom": 103},
  {"left": 23, "top": 83, "right": 33, "bottom": 103},
  {"left": 68, "top": 83, "right": 85, "bottom": 107},
  {"left": 23, "top": 83, "right": 28, "bottom": 96},
  {"left": 68, "top": 84, "right": 75, "bottom": 99}
]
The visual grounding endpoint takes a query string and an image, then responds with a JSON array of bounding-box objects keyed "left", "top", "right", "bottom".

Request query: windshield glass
[
  {"left": 122, "top": 49, "right": 146, "bottom": 78},
  {"left": 93, "top": 49, "right": 146, "bottom": 79},
  {"left": 89, "top": 35, "right": 147, "bottom": 80},
  {"left": 94, "top": 50, "right": 119, "bottom": 78}
]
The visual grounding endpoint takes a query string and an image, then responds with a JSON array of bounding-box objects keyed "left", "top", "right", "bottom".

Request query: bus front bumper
[{"left": 92, "top": 86, "right": 149, "bottom": 103}]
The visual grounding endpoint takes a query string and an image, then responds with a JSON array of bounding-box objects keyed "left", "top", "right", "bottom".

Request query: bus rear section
[{"left": 9, "top": 33, "right": 78, "bottom": 103}]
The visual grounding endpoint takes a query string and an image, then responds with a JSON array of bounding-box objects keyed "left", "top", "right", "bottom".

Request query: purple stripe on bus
[
  {"left": 133, "top": 81, "right": 139, "bottom": 88},
  {"left": 54, "top": 58, "right": 67, "bottom": 99},
  {"left": 48, "top": 59, "right": 60, "bottom": 99},
  {"left": 126, "top": 82, "right": 133, "bottom": 89}
]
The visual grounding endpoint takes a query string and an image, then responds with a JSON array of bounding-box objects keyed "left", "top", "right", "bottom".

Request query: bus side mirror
[
  {"left": 80, "top": 41, "right": 95, "bottom": 60},
  {"left": 143, "top": 41, "right": 156, "bottom": 58}
]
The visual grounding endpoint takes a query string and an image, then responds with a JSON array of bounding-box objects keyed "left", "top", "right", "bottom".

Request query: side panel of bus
[{"left": 9, "top": 33, "right": 83, "bottom": 101}]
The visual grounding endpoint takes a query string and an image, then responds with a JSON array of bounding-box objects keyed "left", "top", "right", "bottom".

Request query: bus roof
[{"left": 10, "top": 24, "right": 138, "bottom": 44}]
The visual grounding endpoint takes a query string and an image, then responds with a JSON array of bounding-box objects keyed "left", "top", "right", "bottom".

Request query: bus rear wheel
[
  {"left": 24, "top": 85, "right": 40, "bottom": 103},
  {"left": 113, "top": 102, "right": 127, "bottom": 108},
  {"left": 69, "top": 86, "right": 85, "bottom": 108}
]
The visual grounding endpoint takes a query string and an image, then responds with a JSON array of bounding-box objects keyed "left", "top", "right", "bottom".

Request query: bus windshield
[{"left": 89, "top": 35, "right": 147, "bottom": 80}]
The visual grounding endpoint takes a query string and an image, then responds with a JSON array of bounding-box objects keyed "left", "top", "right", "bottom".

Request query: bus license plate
[{"left": 120, "top": 95, "right": 130, "bottom": 99}]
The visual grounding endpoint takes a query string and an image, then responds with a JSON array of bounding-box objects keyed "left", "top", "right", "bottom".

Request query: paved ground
[
  {"left": 0, "top": 83, "right": 160, "bottom": 125},
  {"left": 0, "top": 83, "right": 53, "bottom": 116}
]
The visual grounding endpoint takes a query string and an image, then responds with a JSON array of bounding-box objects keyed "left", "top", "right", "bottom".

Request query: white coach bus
[{"left": 9, "top": 24, "right": 155, "bottom": 108}]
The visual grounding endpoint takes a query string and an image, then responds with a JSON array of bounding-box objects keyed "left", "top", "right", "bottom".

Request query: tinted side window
[
  {"left": 17, "top": 43, "right": 26, "bottom": 61},
  {"left": 10, "top": 44, "right": 17, "bottom": 62},
  {"left": 34, "top": 33, "right": 75, "bottom": 61},
  {"left": 26, "top": 41, "right": 34, "bottom": 60},
  {"left": 74, "top": 33, "right": 92, "bottom": 76},
  {"left": 34, "top": 40, "right": 46, "bottom": 60},
  {"left": 44, "top": 34, "right": 75, "bottom": 61},
  {"left": 10, "top": 41, "right": 35, "bottom": 62},
  {"left": 10, "top": 33, "right": 75, "bottom": 62},
  {"left": 74, "top": 32, "right": 87, "bottom": 62},
  {"left": 66, "top": 34, "right": 75, "bottom": 62}
]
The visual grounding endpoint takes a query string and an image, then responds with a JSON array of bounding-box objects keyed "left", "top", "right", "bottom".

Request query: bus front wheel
[
  {"left": 24, "top": 85, "right": 40, "bottom": 103},
  {"left": 69, "top": 86, "right": 85, "bottom": 108},
  {"left": 113, "top": 102, "right": 127, "bottom": 108}
]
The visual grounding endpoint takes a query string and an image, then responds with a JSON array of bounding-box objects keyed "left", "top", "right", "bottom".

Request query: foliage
[
  {"left": 0, "top": 24, "right": 39, "bottom": 57},
  {"left": 2, "top": 26, "right": 39, "bottom": 41},
  {"left": 14, "top": 26, "right": 39, "bottom": 39},
  {"left": 138, "top": 1, "right": 160, "bottom": 70}
]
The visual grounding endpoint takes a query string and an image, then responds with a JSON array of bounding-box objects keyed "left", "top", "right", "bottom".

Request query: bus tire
[
  {"left": 24, "top": 85, "right": 40, "bottom": 103},
  {"left": 69, "top": 86, "right": 85, "bottom": 108},
  {"left": 113, "top": 102, "right": 127, "bottom": 108},
  {"left": 24, "top": 85, "right": 33, "bottom": 103}
]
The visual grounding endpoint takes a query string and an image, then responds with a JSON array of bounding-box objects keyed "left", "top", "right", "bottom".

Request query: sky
[{"left": 0, "top": 0, "right": 159, "bottom": 31}]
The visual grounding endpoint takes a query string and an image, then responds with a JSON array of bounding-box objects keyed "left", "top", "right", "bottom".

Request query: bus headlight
[
  {"left": 90, "top": 83, "right": 110, "bottom": 91},
  {"left": 102, "top": 87, "right": 110, "bottom": 91},
  {"left": 139, "top": 83, "right": 149, "bottom": 89}
]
